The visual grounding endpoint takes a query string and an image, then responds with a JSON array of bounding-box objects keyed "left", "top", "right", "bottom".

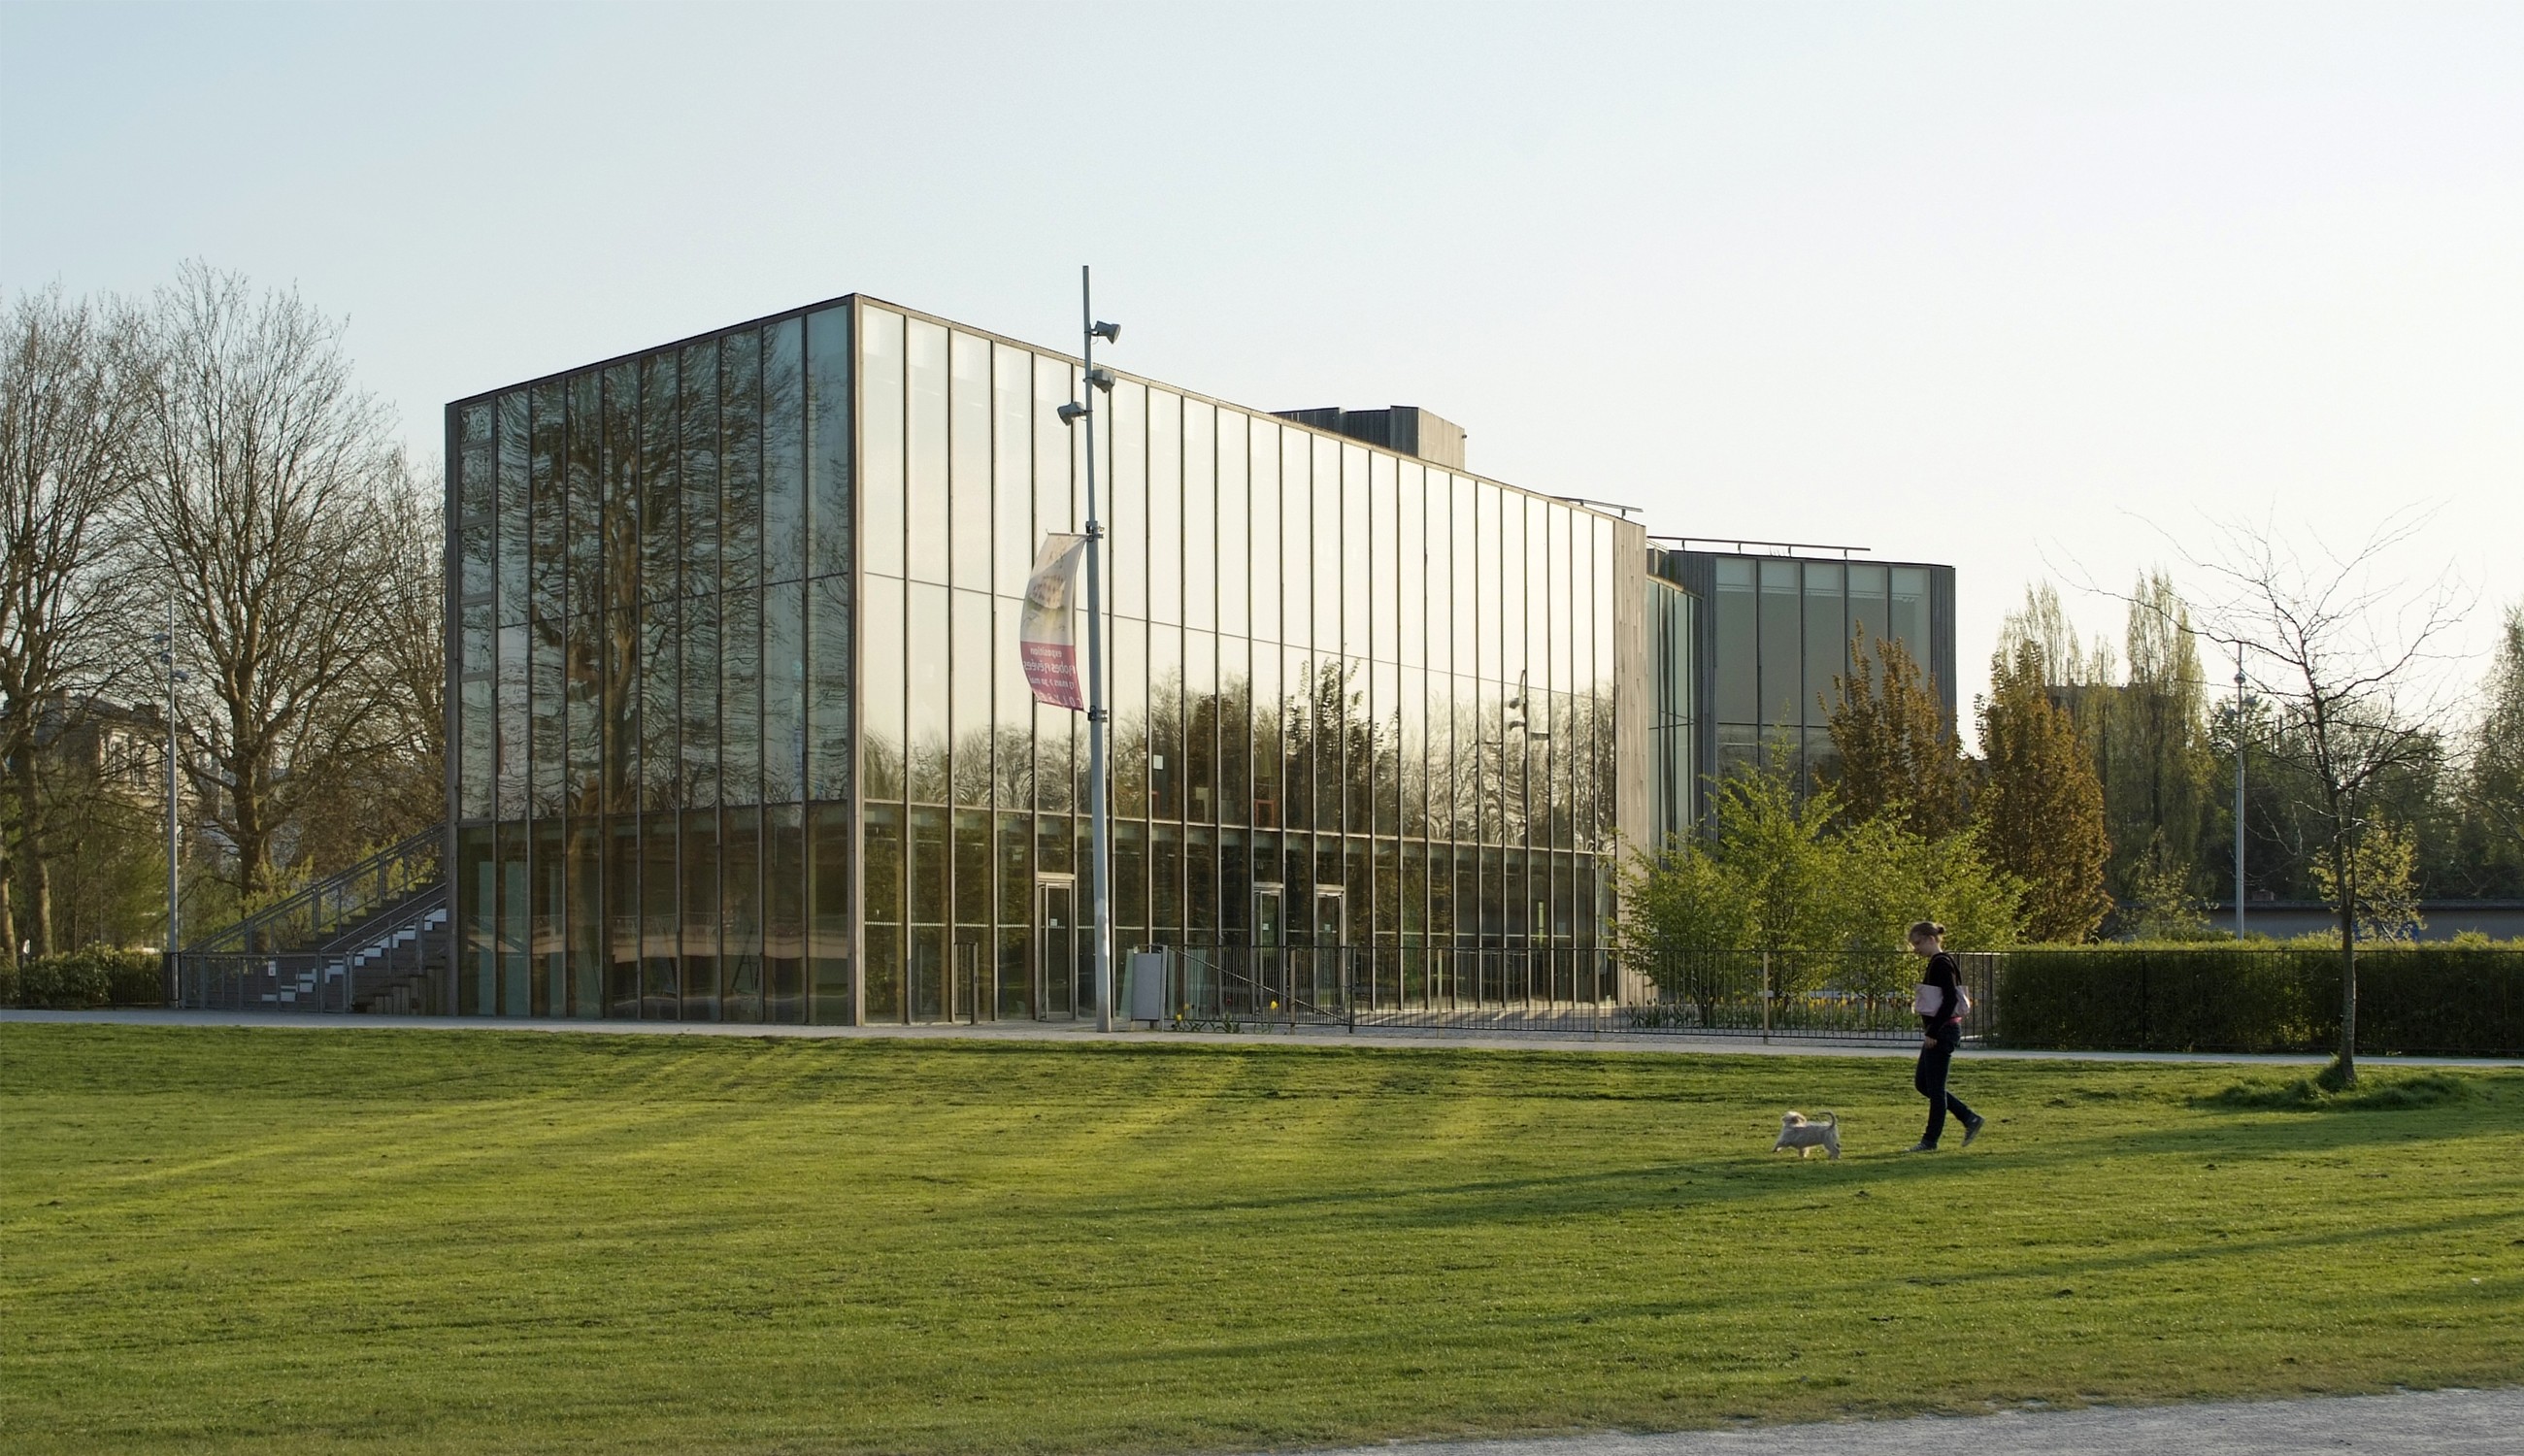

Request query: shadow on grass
[{"left": 1055, "top": 1073, "right": 2518, "bottom": 1235}]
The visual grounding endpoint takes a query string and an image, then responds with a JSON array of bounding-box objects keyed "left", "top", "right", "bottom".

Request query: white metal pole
[
  {"left": 165, "top": 596, "right": 182, "bottom": 993},
  {"left": 1080, "top": 266, "right": 1114, "bottom": 1033},
  {"left": 2234, "top": 645, "right": 2246, "bottom": 941}
]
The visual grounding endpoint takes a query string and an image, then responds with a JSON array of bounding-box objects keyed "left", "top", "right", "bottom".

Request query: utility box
[{"left": 1126, "top": 947, "right": 1170, "bottom": 1027}]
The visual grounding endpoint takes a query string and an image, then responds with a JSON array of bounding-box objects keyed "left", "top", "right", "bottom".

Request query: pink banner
[{"left": 1019, "top": 533, "right": 1088, "bottom": 711}]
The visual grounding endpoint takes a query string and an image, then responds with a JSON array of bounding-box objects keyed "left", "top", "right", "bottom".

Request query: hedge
[
  {"left": 1994, "top": 945, "right": 2524, "bottom": 1056},
  {"left": 2, "top": 947, "right": 166, "bottom": 1009}
]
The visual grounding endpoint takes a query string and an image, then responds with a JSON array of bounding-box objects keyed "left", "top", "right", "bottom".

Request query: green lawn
[{"left": 3, "top": 1025, "right": 2519, "bottom": 1455}]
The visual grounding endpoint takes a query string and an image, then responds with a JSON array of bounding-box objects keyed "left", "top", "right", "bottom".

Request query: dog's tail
[{"left": 1816, "top": 1110, "right": 1837, "bottom": 1126}]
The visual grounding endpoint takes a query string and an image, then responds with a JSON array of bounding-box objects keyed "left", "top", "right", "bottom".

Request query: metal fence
[
  {"left": 1124, "top": 944, "right": 1997, "bottom": 1043},
  {"left": 1993, "top": 944, "right": 2524, "bottom": 1056}
]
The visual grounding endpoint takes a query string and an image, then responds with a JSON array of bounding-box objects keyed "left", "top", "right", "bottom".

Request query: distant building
[
  {"left": 1646, "top": 547, "right": 1957, "bottom": 846},
  {"left": 17, "top": 696, "right": 175, "bottom": 808}
]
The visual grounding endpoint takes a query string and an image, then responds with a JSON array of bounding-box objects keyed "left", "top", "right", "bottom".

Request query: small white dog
[{"left": 1773, "top": 1110, "right": 1841, "bottom": 1160}]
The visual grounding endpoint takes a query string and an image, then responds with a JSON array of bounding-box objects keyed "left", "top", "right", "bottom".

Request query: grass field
[{"left": 3, "top": 1024, "right": 2520, "bottom": 1455}]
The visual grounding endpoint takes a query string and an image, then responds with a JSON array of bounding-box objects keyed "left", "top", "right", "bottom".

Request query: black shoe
[
  {"left": 1904, "top": 1141, "right": 1939, "bottom": 1153},
  {"left": 1962, "top": 1116, "right": 1985, "bottom": 1147}
]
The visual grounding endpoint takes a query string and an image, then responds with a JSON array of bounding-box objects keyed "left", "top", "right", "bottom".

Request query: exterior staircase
[{"left": 172, "top": 829, "right": 448, "bottom": 1013}]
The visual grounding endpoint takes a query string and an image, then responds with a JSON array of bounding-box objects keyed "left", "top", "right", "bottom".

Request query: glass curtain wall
[
  {"left": 450, "top": 306, "right": 854, "bottom": 1024},
  {"left": 850, "top": 301, "right": 1635, "bottom": 1022},
  {"left": 458, "top": 294, "right": 1643, "bottom": 1024},
  {"left": 1708, "top": 554, "right": 1938, "bottom": 787},
  {"left": 1647, "top": 578, "right": 1697, "bottom": 848}
]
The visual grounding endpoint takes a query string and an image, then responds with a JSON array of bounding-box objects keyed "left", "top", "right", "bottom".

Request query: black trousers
[{"left": 1915, "top": 1024, "right": 1978, "bottom": 1146}]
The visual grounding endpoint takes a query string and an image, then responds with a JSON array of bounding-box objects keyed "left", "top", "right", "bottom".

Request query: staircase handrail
[
  {"left": 185, "top": 827, "right": 446, "bottom": 955},
  {"left": 315, "top": 878, "right": 449, "bottom": 958}
]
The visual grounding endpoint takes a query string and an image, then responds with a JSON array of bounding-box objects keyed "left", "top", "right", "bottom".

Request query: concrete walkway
[
  {"left": 8, "top": 1008, "right": 2520, "bottom": 1067},
  {"left": 1283, "top": 1387, "right": 2521, "bottom": 1456}
]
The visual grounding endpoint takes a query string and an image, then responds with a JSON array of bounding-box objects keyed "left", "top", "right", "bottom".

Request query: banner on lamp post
[{"left": 1019, "top": 532, "right": 1089, "bottom": 710}]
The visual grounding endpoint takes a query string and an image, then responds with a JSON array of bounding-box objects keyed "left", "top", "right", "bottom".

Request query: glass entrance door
[
  {"left": 1313, "top": 889, "right": 1345, "bottom": 944},
  {"left": 1035, "top": 877, "right": 1075, "bottom": 1021},
  {"left": 1253, "top": 884, "right": 1283, "bottom": 1017},
  {"left": 951, "top": 936, "right": 988, "bottom": 1023},
  {"left": 1310, "top": 888, "right": 1345, "bottom": 1015}
]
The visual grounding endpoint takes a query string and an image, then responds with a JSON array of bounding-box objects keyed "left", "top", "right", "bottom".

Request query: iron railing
[
  {"left": 184, "top": 828, "right": 444, "bottom": 957},
  {"left": 1121, "top": 944, "right": 1998, "bottom": 1042},
  {"left": 172, "top": 882, "right": 448, "bottom": 1014}
]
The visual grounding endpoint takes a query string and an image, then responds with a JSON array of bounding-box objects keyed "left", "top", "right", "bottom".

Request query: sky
[{"left": 5, "top": 1, "right": 2519, "bottom": 732}]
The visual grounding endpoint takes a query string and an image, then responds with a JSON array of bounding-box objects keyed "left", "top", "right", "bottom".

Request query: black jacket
[{"left": 1920, "top": 951, "right": 1963, "bottom": 1034}]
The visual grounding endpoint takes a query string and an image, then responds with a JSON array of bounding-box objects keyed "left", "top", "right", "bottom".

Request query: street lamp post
[
  {"left": 1057, "top": 267, "right": 1121, "bottom": 1032},
  {"left": 155, "top": 598, "right": 184, "bottom": 998},
  {"left": 1506, "top": 671, "right": 1549, "bottom": 1004},
  {"left": 2234, "top": 645, "right": 2248, "bottom": 941}
]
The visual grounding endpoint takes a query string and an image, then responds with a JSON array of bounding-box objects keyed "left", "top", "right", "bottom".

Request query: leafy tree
[
  {"left": 1824, "top": 632, "right": 1968, "bottom": 839},
  {"left": 1833, "top": 816, "right": 2025, "bottom": 956},
  {"left": 1976, "top": 642, "right": 2111, "bottom": 942},
  {"left": 2097, "top": 573, "right": 2211, "bottom": 907},
  {"left": 2460, "top": 602, "right": 2524, "bottom": 894},
  {"left": 2119, "top": 829, "right": 2216, "bottom": 941},
  {"left": 1999, "top": 575, "right": 2214, "bottom": 920},
  {"left": 1997, "top": 581, "right": 2108, "bottom": 688},
  {"left": 2308, "top": 814, "right": 2423, "bottom": 943},
  {"left": 1620, "top": 746, "right": 2025, "bottom": 1010},
  {"left": 1614, "top": 835, "right": 1755, "bottom": 1024},
  {"left": 1701, "top": 745, "right": 1841, "bottom": 959}
]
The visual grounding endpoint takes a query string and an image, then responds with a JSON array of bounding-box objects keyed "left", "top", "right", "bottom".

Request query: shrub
[
  {"left": 8, "top": 946, "right": 164, "bottom": 1009},
  {"left": 15, "top": 953, "right": 110, "bottom": 1009},
  {"left": 1992, "top": 945, "right": 2524, "bottom": 1056},
  {"left": 2200, "top": 1070, "right": 2476, "bottom": 1112}
]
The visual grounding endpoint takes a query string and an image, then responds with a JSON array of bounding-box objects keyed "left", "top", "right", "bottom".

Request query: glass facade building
[
  {"left": 448, "top": 295, "right": 1657, "bottom": 1025},
  {"left": 1651, "top": 547, "right": 1957, "bottom": 821}
]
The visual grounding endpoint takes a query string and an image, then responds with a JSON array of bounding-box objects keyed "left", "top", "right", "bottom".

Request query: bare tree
[
  {"left": 0, "top": 285, "right": 149, "bottom": 961},
  {"left": 133, "top": 264, "right": 404, "bottom": 900},
  {"left": 2172, "top": 511, "right": 2468, "bottom": 1083},
  {"left": 288, "top": 458, "right": 446, "bottom": 868}
]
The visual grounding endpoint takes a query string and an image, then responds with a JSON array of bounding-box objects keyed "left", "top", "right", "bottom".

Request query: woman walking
[{"left": 1907, "top": 920, "right": 1984, "bottom": 1153}]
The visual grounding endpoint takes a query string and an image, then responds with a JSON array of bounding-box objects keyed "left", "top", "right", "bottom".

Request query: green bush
[
  {"left": 8, "top": 947, "right": 164, "bottom": 1009},
  {"left": 1993, "top": 945, "right": 2524, "bottom": 1056},
  {"left": 2201, "top": 1069, "right": 2477, "bottom": 1111}
]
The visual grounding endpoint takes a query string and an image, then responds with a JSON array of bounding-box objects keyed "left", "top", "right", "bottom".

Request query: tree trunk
[
  {"left": 233, "top": 773, "right": 270, "bottom": 904},
  {"left": 13, "top": 751, "right": 49, "bottom": 957},
  {"left": 25, "top": 855, "right": 49, "bottom": 958}
]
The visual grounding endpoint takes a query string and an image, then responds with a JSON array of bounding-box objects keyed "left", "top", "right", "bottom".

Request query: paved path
[
  {"left": 1280, "top": 1387, "right": 2521, "bottom": 1456},
  {"left": 8, "top": 1008, "right": 2522, "bottom": 1067}
]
